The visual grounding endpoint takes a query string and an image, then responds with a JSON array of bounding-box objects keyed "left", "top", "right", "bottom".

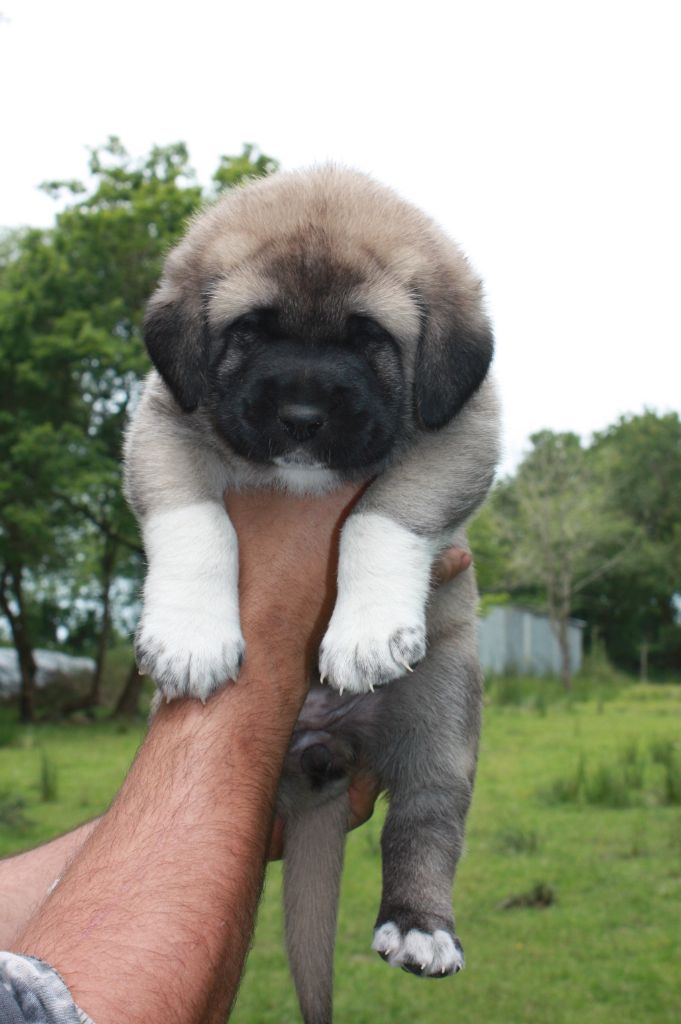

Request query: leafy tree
[
  {"left": 0, "top": 140, "right": 278, "bottom": 720},
  {"left": 487, "top": 432, "right": 633, "bottom": 688},
  {"left": 578, "top": 412, "right": 681, "bottom": 673}
]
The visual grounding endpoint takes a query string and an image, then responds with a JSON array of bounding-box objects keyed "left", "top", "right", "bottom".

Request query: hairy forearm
[
  {"left": 16, "top": 643, "right": 307, "bottom": 1024},
  {"left": 0, "top": 819, "right": 99, "bottom": 947}
]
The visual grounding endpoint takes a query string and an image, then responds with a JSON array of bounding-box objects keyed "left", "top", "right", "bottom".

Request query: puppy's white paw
[
  {"left": 319, "top": 512, "right": 433, "bottom": 694},
  {"left": 136, "top": 602, "right": 245, "bottom": 703},
  {"left": 372, "top": 922, "right": 464, "bottom": 977},
  {"left": 319, "top": 608, "right": 426, "bottom": 694},
  {"left": 138, "top": 502, "right": 243, "bottom": 702}
]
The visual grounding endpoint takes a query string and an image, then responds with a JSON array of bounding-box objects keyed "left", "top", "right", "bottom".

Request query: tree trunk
[
  {"left": 557, "top": 612, "right": 572, "bottom": 691},
  {"left": 0, "top": 564, "right": 37, "bottom": 723},
  {"left": 112, "top": 658, "right": 145, "bottom": 718},
  {"left": 547, "top": 585, "right": 573, "bottom": 691},
  {"left": 89, "top": 538, "right": 117, "bottom": 706}
]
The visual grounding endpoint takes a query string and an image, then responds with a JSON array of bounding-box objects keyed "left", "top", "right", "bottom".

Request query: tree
[
  {"left": 0, "top": 140, "right": 279, "bottom": 719},
  {"left": 489, "top": 432, "right": 632, "bottom": 688},
  {"left": 578, "top": 411, "right": 681, "bottom": 673},
  {"left": 0, "top": 227, "right": 89, "bottom": 720}
]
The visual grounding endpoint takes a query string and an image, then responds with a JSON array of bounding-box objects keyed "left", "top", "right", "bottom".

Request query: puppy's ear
[
  {"left": 414, "top": 286, "right": 494, "bottom": 430},
  {"left": 143, "top": 285, "right": 208, "bottom": 413}
]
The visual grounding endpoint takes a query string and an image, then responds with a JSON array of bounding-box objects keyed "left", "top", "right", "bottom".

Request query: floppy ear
[
  {"left": 414, "top": 289, "right": 494, "bottom": 430},
  {"left": 143, "top": 285, "right": 209, "bottom": 413}
]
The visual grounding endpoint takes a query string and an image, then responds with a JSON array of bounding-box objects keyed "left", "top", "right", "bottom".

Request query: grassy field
[{"left": 1, "top": 679, "right": 680, "bottom": 1023}]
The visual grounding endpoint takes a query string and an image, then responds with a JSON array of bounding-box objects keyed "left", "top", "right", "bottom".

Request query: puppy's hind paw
[{"left": 372, "top": 922, "right": 464, "bottom": 977}]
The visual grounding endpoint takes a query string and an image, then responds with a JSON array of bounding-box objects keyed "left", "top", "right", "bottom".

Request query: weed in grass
[
  {"left": 618, "top": 741, "right": 645, "bottom": 790},
  {"left": 660, "top": 755, "right": 681, "bottom": 806},
  {"left": 649, "top": 736, "right": 678, "bottom": 768},
  {"left": 489, "top": 677, "right": 529, "bottom": 707},
  {"left": 620, "top": 739, "right": 640, "bottom": 765},
  {"left": 626, "top": 819, "right": 649, "bottom": 858},
  {"left": 0, "top": 717, "right": 18, "bottom": 748},
  {"left": 495, "top": 825, "right": 541, "bottom": 854},
  {"left": 669, "top": 816, "right": 681, "bottom": 853},
  {"left": 541, "top": 741, "right": 652, "bottom": 809},
  {"left": 0, "top": 791, "right": 32, "bottom": 832},
  {"left": 541, "top": 754, "right": 587, "bottom": 804},
  {"left": 39, "top": 750, "right": 59, "bottom": 803},
  {"left": 499, "top": 882, "right": 556, "bottom": 910},
  {"left": 583, "top": 762, "right": 634, "bottom": 808},
  {"left": 533, "top": 691, "right": 547, "bottom": 717}
]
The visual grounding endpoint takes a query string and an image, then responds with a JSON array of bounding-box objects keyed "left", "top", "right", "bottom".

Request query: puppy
[{"left": 123, "top": 167, "right": 500, "bottom": 1024}]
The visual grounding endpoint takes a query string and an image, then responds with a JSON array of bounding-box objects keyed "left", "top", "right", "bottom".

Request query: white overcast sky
[{"left": 1, "top": 0, "right": 679, "bottom": 472}]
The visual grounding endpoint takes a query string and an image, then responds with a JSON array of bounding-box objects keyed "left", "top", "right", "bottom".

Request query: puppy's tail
[{"left": 283, "top": 792, "right": 349, "bottom": 1024}]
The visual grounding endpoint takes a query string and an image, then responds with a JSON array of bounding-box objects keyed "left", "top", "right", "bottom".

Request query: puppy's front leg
[
  {"left": 137, "top": 502, "right": 243, "bottom": 702},
  {"left": 319, "top": 514, "right": 434, "bottom": 693},
  {"left": 320, "top": 379, "right": 499, "bottom": 694},
  {"left": 124, "top": 376, "right": 244, "bottom": 702}
]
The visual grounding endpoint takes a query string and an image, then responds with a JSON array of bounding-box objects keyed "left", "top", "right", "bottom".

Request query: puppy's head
[{"left": 144, "top": 168, "right": 493, "bottom": 473}]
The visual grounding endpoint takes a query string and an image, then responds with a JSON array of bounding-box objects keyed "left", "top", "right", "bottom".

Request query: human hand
[{"left": 225, "top": 485, "right": 365, "bottom": 679}]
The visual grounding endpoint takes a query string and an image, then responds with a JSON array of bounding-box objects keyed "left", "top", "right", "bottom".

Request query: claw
[
  {"left": 398, "top": 658, "right": 414, "bottom": 673},
  {"left": 339, "top": 685, "right": 344, "bottom": 696},
  {"left": 368, "top": 682, "right": 375, "bottom": 693},
  {"left": 320, "top": 673, "right": 327, "bottom": 685}
]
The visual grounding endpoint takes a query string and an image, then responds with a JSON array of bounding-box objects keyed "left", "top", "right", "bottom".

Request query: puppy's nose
[{"left": 277, "top": 401, "right": 326, "bottom": 441}]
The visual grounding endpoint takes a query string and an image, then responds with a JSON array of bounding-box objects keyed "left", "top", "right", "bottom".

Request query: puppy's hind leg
[{"left": 372, "top": 648, "right": 481, "bottom": 978}]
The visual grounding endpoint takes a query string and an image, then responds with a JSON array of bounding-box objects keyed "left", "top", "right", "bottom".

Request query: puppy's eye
[
  {"left": 226, "top": 308, "right": 279, "bottom": 335},
  {"left": 346, "top": 314, "right": 393, "bottom": 344}
]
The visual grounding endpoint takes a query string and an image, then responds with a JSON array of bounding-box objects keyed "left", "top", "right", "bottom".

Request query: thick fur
[{"left": 123, "top": 166, "right": 500, "bottom": 1023}]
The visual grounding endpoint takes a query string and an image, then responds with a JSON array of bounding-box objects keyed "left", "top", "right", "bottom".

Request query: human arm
[{"left": 13, "top": 484, "right": 360, "bottom": 1024}]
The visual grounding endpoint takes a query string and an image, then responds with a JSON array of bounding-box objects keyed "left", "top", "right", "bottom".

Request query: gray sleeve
[{"left": 0, "top": 952, "right": 94, "bottom": 1024}]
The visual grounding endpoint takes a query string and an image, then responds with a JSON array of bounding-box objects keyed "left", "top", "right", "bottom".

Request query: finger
[
  {"left": 267, "top": 817, "right": 285, "bottom": 861},
  {"left": 432, "top": 547, "right": 472, "bottom": 586},
  {"left": 348, "top": 774, "right": 381, "bottom": 830}
]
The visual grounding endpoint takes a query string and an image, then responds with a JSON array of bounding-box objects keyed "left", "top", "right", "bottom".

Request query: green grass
[{"left": 2, "top": 681, "right": 681, "bottom": 1023}]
